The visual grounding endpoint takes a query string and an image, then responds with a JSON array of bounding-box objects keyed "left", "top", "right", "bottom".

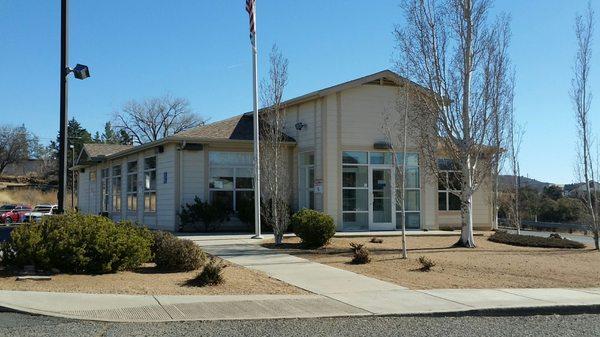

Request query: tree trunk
[
  {"left": 275, "top": 231, "right": 284, "bottom": 245},
  {"left": 457, "top": 193, "right": 476, "bottom": 247}
]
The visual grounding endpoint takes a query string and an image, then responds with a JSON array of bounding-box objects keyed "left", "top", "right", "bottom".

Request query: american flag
[{"left": 245, "top": 0, "right": 256, "bottom": 46}]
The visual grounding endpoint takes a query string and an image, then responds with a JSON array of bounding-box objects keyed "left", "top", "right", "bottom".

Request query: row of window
[{"left": 94, "top": 156, "right": 157, "bottom": 213}]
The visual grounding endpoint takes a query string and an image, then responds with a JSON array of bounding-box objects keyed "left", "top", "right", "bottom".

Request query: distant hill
[{"left": 498, "top": 175, "right": 554, "bottom": 192}]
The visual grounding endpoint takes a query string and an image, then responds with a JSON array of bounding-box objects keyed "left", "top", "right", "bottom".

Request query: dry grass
[
  {"left": 0, "top": 257, "right": 305, "bottom": 295},
  {"left": 264, "top": 232, "right": 600, "bottom": 289},
  {"left": 0, "top": 189, "right": 63, "bottom": 207}
]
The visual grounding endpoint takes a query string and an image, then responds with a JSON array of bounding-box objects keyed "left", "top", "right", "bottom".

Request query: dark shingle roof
[{"left": 175, "top": 114, "right": 295, "bottom": 142}]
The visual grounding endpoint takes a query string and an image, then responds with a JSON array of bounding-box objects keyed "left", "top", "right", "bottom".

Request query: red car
[{"left": 0, "top": 204, "right": 31, "bottom": 223}]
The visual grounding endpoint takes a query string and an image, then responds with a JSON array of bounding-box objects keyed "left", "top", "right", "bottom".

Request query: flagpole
[{"left": 251, "top": 2, "right": 262, "bottom": 239}]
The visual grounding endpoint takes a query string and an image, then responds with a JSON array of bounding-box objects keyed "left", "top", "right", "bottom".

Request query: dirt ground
[
  {"left": 0, "top": 257, "right": 305, "bottom": 295},
  {"left": 264, "top": 232, "right": 600, "bottom": 289}
]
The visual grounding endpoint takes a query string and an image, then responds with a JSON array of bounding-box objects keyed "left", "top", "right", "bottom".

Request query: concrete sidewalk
[{"left": 2, "top": 288, "right": 600, "bottom": 322}]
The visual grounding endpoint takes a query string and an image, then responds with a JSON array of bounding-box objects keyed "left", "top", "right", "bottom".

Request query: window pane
[
  {"left": 128, "top": 174, "right": 137, "bottom": 192},
  {"left": 145, "top": 171, "right": 156, "bottom": 190},
  {"left": 236, "top": 191, "right": 254, "bottom": 211},
  {"left": 343, "top": 189, "right": 368, "bottom": 211},
  {"left": 438, "top": 192, "right": 447, "bottom": 211},
  {"left": 211, "top": 191, "right": 233, "bottom": 213},
  {"left": 128, "top": 195, "right": 137, "bottom": 211},
  {"left": 342, "top": 151, "right": 367, "bottom": 164},
  {"left": 438, "top": 173, "right": 447, "bottom": 190},
  {"left": 209, "top": 168, "right": 234, "bottom": 189},
  {"left": 308, "top": 167, "right": 315, "bottom": 187},
  {"left": 370, "top": 152, "right": 392, "bottom": 165},
  {"left": 300, "top": 152, "right": 315, "bottom": 165},
  {"left": 127, "top": 161, "right": 137, "bottom": 173},
  {"left": 144, "top": 157, "right": 156, "bottom": 170},
  {"left": 112, "top": 165, "right": 121, "bottom": 176},
  {"left": 404, "top": 190, "right": 420, "bottom": 211},
  {"left": 235, "top": 167, "right": 254, "bottom": 189},
  {"left": 448, "top": 172, "right": 462, "bottom": 190},
  {"left": 396, "top": 153, "right": 419, "bottom": 167},
  {"left": 405, "top": 167, "right": 419, "bottom": 188},
  {"left": 209, "top": 152, "right": 253, "bottom": 166},
  {"left": 343, "top": 212, "right": 368, "bottom": 231},
  {"left": 309, "top": 191, "right": 315, "bottom": 209},
  {"left": 342, "top": 166, "right": 368, "bottom": 188},
  {"left": 437, "top": 158, "right": 457, "bottom": 170},
  {"left": 406, "top": 213, "right": 421, "bottom": 229},
  {"left": 448, "top": 192, "right": 461, "bottom": 210}
]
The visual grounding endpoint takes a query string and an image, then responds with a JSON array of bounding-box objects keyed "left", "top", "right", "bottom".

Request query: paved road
[
  {"left": 506, "top": 229, "right": 595, "bottom": 245},
  {"left": 1, "top": 312, "right": 599, "bottom": 337}
]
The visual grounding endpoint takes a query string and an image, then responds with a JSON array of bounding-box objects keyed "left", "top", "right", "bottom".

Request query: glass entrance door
[{"left": 370, "top": 167, "right": 395, "bottom": 230}]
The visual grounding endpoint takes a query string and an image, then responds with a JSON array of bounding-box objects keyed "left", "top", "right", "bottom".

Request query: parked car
[
  {"left": 0, "top": 205, "right": 32, "bottom": 223},
  {"left": 0, "top": 204, "right": 17, "bottom": 215},
  {"left": 22, "top": 204, "right": 58, "bottom": 223}
]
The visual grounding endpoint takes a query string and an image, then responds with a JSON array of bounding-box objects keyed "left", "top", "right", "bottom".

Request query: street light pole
[{"left": 57, "top": 0, "right": 69, "bottom": 214}]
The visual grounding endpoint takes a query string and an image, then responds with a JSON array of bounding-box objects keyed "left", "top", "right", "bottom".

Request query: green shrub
[
  {"left": 186, "top": 257, "right": 227, "bottom": 287},
  {"left": 418, "top": 256, "right": 436, "bottom": 271},
  {"left": 178, "top": 196, "right": 229, "bottom": 232},
  {"left": 152, "top": 231, "right": 206, "bottom": 272},
  {"left": 349, "top": 242, "right": 371, "bottom": 264},
  {"left": 488, "top": 231, "right": 585, "bottom": 249},
  {"left": 291, "top": 209, "right": 336, "bottom": 248},
  {"left": 0, "top": 213, "right": 153, "bottom": 274}
]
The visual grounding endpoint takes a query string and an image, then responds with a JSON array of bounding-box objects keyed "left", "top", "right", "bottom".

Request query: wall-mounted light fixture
[{"left": 295, "top": 122, "right": 306, "bottom": 131}]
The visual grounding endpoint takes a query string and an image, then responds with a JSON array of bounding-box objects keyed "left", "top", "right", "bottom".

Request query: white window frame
[
  {"left": 126, "top": 161, "right": 138, "bottom": 212},
  {"left": 143, "top": 156, "right": 157, "bottom": 213},
  {"left": 111, "top": 165, "right": 122, "bottom": 212},
  {"left": 100, "top": 168, "right": 110, "bottom": 212}
]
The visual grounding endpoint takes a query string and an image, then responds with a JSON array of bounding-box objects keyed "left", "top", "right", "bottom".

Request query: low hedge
[
  {"left": 488, "top": 231, "right": 585, "bottom": 249},
  {"left": 291, "top": 209, "right": 336, "bottom": 248},
  {"left": 152, "top": 231, "right": 206, "bottom": 272},
  {"left": 0, "top": 213, "right": 153, "bottom": 273}
]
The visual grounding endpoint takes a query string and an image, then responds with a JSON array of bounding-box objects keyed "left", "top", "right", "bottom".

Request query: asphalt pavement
[{"left": 1, "top": 311, "right": 599, "bottom": 337}]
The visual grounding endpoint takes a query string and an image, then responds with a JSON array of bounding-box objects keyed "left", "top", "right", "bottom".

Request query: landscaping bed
[
  {"left": 263, "top": 232, "right": 600, "bottom": 289},
  {"left": 488, "top": 231, "right": 585, "bottom": 248},
  {"left": 0, "top": 257, "right": 304, "bottom": 295}
]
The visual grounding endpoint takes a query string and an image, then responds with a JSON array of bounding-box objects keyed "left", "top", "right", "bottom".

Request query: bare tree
[
  {"left": 395, "top": 0, "right": 513, "bottom": 247},
  {"left": 572, "top": 2, "right": 598, "bottom": 250},
  {"left": 113, "top": 95, "right": 204, "bottom": 144},
  {"left": 0, "top": 125, "right": 31, "bottom": 175},
  {"left": 260, "top": 45, "right": 291, "bottom": 245},
  {"left": 381, "top": 85, "right": 412, "bottom": 258},
  {"left": 506, "top": 109, "right": 524, "bottom": 234}
]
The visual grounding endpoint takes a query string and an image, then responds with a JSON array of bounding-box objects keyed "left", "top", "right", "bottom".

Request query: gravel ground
[
  {"left": 264, "top": 233, "right": 600, "bottom": 289},
  {"left": 1, "top": 312, "right": 600, "bottom": 337}
]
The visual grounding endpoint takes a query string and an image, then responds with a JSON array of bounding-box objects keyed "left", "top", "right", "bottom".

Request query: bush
[
  {"left": 488, "top": 231, "right": 585, "bottom": 249},
  {"left": 152, "top": 231, "right": 206, "bottom": 272},
  {"left": 0, "top": 213, "right": 153, "bottom": 274},
  {"left": 291, "top": 209, "right": 336, "bottom": 248},
  {"left": 349, "top": 242, "right": 371, "bottom": 264},
  {"left": 178, "top": 196, "right": 229, "bottom": 232},
  {"left": 418, "top": 256, "right": 436, "bottom": 272},
  {"left": 186, "top": 257, "right": 227, "bottom": 287},
  {"left": 370, "top": 237, "right": 383, "bottom": 244}
]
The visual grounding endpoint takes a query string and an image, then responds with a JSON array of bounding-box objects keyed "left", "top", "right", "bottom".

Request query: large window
[
  {"left": 342, "top": 151, "right": 369, "bottom": 230},
  {"left": 143, "top": 157, "right": 157, "bottom": 213},
  {"left": 209, "top": 152, "right": 254, "bottom": 214},
  {"left": 111, "top": 165, "right": 122, "bottom": 212},
  {"left": 299, "top": 152, "right": 315, "bottom": 209},
  {"left": 100, "top": 168, "right": 110, "bottom": 212},
  {"left": 126, "top": 161, "right": 138, "bottom": 212},
  {"left": 395, "top": 153, "right": 421, "bottom": 229},
  {"left": 438, "top": 159, "right": 462, "bottom": 211}
]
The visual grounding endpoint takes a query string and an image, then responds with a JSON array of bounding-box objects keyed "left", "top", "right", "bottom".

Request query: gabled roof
[
  {"left": 175, "top": 114, "right": 295, "bottom": 142},
  {"left": 77, "top": 143, "right": 133, "bottom": 165}
]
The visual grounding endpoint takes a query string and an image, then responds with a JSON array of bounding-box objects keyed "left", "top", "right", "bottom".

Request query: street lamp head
[
  {"left": 69, "top": 144, "right": 74, "bottom": 149},
  {"left": 72, "top": 64, "right": 90, "bottom": 80}
]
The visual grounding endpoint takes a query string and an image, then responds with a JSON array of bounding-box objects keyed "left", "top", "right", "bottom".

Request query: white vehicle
[{"left": 22, "top": 204, "right": 58, "bottom": 223}]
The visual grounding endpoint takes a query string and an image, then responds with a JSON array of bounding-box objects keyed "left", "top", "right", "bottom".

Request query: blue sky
[{"left": 1, "top": 0, "right": 599, "bottom": 184}]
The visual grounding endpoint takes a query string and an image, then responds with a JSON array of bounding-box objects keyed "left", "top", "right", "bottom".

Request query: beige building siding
[
  {"left": 77, "top": 168, "right": 90, "bottom": 214},
  {"left": 180, "top": 148, "right": 205, "bottom": 205},
  {"left": 154, "top": 144, "right": 177, "bottom": 231}
]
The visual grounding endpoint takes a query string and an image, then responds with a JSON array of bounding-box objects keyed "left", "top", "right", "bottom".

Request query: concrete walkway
[{"left": 196, "top": 239, "right": 600, "bottom": 315}]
